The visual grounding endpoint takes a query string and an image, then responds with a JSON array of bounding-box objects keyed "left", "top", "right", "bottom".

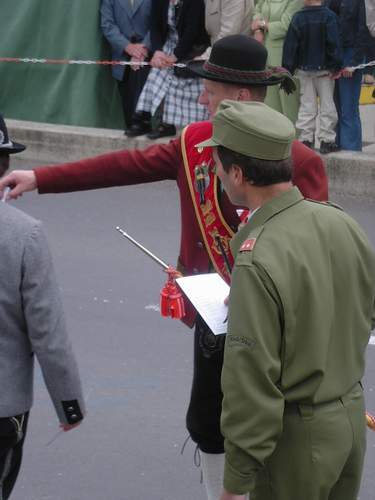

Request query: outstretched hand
[{"left": 0, "top": 170, "right": 37, "bottom": 200}]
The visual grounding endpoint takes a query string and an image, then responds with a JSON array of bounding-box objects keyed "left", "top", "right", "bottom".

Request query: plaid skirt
[
  {"left": 136, "top": 66, "right": 208, "bottom": 127},
  {"left": 137, "top": 1, "right": 208, "bottom": 127}
]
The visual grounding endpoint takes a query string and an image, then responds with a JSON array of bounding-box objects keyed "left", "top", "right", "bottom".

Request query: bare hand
[
  {"left": 251, "top": 19, "right": 261, "bottom": 31},
  {"left": 329, "top": 70, "right": 342, "bottom": 80},
  {"left": 151, "top": 50, "right": 176, "bottom": 69},
  {"left": 251, "top": 18, "right": 267, "bottom": 32},
  {"left": 125, "top": 43, "right": 147, "bottom": 60},
  {"left": 342, "top": 67, "right": 354, "bottom": 78},
  {"left": 0, "top": 170, "right": 37, "bottom": 200},
  {"left": 253, "top": 30, "right": 265, "bottom": 43},
  {"left": 60, "top": 422, "right": 82, "bottom": 432},
  {"left": 219, "top": 490, "right": 247, "bottom": 500},
  {"left": 130, "top": 54, "right": 145, "bottom": 71}
]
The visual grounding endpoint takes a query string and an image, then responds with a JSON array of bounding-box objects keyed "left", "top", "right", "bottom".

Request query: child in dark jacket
[{"left": 283, "top": 0, "right": 342, "bottom": 154}]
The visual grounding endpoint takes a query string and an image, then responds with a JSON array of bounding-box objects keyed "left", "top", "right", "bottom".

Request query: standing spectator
[
  {"left": 0, "top": 114, "right": 25, "bottom": 177},
  {"left": 101, "top": 0, "right": 152, "bottom": 136},
  {"left": 326, "top": 0, "right": 368, "bottom": 151},
  {"left": 202, "top": 0, "right": 254, "bottom": 58},
  {"left": 136, "top": 0, "right": 209, "bottom": 139},
  {"left": 283, "top": 0, "right": 342, "bottom": 154},
  {"left": 251, "top": 0, "right": 303, "bottom": 122}
]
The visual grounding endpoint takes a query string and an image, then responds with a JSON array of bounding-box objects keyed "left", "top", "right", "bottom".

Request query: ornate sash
[{"left": 181, "top": 122, "right": 235, "bottom": 284}]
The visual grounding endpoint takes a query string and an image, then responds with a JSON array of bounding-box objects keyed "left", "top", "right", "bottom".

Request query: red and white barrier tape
[
  {"left": 0, "top": 57, "right": 186, "bottom": 67},
  {"left": 0, "top": 56, "right": 374, "bottom": 72}
]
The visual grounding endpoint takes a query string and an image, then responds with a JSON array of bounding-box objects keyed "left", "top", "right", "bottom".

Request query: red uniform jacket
[{"left": 35, "top": 121, "right": 328, "bottom": 326}]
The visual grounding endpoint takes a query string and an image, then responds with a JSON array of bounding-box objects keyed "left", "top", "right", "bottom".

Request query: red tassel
[{"left": 160, "top": 267, "right": 185, "bottom": 319}]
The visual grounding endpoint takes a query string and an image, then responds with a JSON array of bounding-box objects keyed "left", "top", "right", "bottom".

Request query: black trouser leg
[
  {"left": 117, "top": 65, "right": 150, "bottom": 129},
  {"left": 0, "top": 413, "right": 29, "bottom": 500},
  {"left": 186, "top": 317, "right": 225, "bottom": 453}
]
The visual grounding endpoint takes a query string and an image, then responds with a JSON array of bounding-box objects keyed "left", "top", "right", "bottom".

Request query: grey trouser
[{"left": 296, "top": 70, "right": 337, "bottom": 143}]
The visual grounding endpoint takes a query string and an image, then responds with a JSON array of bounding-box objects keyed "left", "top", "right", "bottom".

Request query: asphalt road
[{"left": 7, "top": 158, "right": 375, "bottom": 500}]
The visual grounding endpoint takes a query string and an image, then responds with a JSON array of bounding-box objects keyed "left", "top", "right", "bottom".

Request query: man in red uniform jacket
[{"left": 0, "top": 35, "right": 328, "bottom": 500}]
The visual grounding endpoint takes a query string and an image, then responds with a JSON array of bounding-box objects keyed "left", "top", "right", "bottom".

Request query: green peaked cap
[{"left": 196, "top": 100, "right": 295, "bottom": 160}]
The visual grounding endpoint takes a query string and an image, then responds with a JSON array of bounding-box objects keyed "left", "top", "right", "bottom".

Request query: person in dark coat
[
  {"left": 326, "top": 0, "right": 368, "bottom": 150},
  {"left": 101, "top": 0, "right": 152, "bottom": 136}
]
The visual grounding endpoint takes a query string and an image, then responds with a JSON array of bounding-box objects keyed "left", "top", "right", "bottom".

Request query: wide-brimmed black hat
[
  {"left": 188, "top": 35, "right": 295, "bottom": 94},
  {"left": 0, "top": 114, "right": 26, "bottom": 154}
]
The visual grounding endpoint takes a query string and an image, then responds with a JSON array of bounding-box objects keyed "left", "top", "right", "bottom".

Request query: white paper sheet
[{"left": 176, "top": 273, "right": 230, "bottom": 335}]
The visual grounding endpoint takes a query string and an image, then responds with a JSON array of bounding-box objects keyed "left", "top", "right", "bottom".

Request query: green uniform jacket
[{"left": 221, "top": 187, "right": 375, "bottom": 494}]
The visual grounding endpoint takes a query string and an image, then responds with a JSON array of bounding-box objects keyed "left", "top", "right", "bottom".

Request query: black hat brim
[
  {"left": 0, "top": 142, "right": 26, "bottom": 155},
  {"left": 187, "top": 59, "right": 286, "bottom": 87}
]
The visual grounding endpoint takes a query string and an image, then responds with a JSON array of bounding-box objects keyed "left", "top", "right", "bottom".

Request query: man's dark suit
[{"left": 100, "top": 0, "right": 152, "bottom": 127}]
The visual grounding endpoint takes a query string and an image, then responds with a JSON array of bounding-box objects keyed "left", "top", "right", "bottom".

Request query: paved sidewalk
[
  {"left": 6, "top": 104, "right": 375, "bottom": 198},
  {"left": 325, "top": 105, "right": 375, "bottom": 198}
]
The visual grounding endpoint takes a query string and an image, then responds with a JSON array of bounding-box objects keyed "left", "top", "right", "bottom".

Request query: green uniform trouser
[{"left": 252, "top": 384, "right": 366, "bottom": 500}]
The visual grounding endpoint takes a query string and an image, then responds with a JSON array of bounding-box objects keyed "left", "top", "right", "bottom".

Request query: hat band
[
  {"left": 203, "top": 61, "right": 291, "bottom": 83},
  {"left": 203, "top": 61, "right": 278, "bottom": 81},
  {"left": 0, "top": 140, "right": 13, "bottom": 148}
]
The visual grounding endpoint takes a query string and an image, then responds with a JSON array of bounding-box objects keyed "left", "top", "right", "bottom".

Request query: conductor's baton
[{"left": 115, "top": 226, "right": 169, "bottom": 270}]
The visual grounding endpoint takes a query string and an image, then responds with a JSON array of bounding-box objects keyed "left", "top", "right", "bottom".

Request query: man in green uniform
[{"left": 196, "top": 100, "right": 375, "bottom": 500}]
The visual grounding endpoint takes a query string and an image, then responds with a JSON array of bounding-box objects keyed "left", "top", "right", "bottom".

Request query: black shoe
[
  {"left": 302, "top": 140, "right": 313, "bottom": 149},
  {"left": 125, "top": 122, "right": 151, "bottom": 137},
  {"left": 147, "top": 123, "right": 176, "bottom": 140},
  {"left": 319, "top": 141, "right": 340, "bottom": 154}
]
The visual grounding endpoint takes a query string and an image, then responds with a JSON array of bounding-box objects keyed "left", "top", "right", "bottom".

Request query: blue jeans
[{"left": 335, "top": 48, "right": 363, "bottom": 151}]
